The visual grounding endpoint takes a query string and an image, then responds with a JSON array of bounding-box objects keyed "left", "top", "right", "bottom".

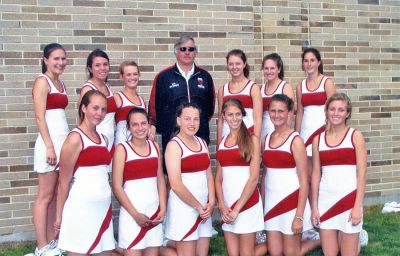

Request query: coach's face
[{"left": 176, "top": 39, "right": 197, "bottom": 67}]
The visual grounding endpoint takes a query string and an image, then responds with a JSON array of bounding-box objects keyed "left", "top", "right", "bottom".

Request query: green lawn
[{"left": 1, "top": 205, "right": 399, "bottom": 256}]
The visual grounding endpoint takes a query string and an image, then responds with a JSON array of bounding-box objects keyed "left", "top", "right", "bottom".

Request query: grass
[{"left": 1, "top": 205, "right": 399, "bottom": 256}]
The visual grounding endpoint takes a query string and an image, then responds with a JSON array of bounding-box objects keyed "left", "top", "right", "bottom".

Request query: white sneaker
[
  {"left": 359, "top": 229, "right": 368, "bottom": 247},
  {"left": 302, "top": 228, "right": 320, "bottom": 241},
  {"left": 34, "top": 243, "right": 64, "bottom": 256},
  {"left": 384, "top": 201, "right": 400, "bottom": 208},
  {"left": 23, "top": 253, "right": 35, "bottom": 256}
]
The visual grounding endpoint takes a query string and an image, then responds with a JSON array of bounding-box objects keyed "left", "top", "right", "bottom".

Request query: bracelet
[{"left": 295, "top": 216, "right": 304, "bottom": 221}]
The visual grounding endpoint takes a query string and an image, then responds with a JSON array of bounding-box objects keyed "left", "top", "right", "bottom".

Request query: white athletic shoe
[
  {"left": 34, "top": 242, "right": 64, "bottom": 256},
  {"left": 302, "top": 228, "right": 320, "bottom": 241},
  {"left": 359, "top": 229, "right": 368, "bottom": 247}
]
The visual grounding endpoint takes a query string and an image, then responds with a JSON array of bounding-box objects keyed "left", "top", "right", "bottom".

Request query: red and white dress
[
  {"left": 317, "top": 128, "right": 362, "bottom": 233},
  {"left": 165, "top": 136, "right": 212, "bottom": 241},
  {"left": 84, "top": 81, "right": 117, "bottom": 151},
  {"left": 262, "top": 131, "right": 312, "bottom": 235},
  {"left": 261, "top": 80, "right": 287, "bottom": 140},
  {"left": 217, "top": 136, "right": 264, "bottom": 234},
  {"left": 221, "top": 80, "right": 255, "bottom": 136},
  {"left": 299, "top": 76, "right": 328, "bottom": 156},
  {"left": 33, "top": 74, "right": 69, "bottom": 173},
  {"left": 118, "top": 140, "right": 163, "bottom": 250},
  {"left": 58, "top": 128, "right": 114, "bottom": 254},
  {"left": 114, "top": 92, "right": 146, "bottom": 146}
]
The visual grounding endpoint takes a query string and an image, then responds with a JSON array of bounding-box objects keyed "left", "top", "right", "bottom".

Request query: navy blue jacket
[{"left": 149, "top": 63, "right": 215, "bottom": 150}]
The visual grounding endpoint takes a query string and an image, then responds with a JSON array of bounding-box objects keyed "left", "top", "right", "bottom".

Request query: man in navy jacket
[{"left": 149, "top": 35, "right": 215, "bottom": 153}]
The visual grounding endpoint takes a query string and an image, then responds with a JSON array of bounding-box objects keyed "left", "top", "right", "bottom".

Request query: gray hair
[{"left": 174, "top": 35, "right": 197, "bottom": 54}]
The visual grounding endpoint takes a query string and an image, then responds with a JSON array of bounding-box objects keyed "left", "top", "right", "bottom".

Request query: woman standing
[
  {"left": 164, "top": 103, "right": 215, "bottom": 256},
  {"left": 32, "top": 43, "right": 68, "bottom": 256},
  {"left": 56, "top": 90, "right": 115, "bottom": 255},
  {"left": 295, "top": 48, "right": 336, "bottom": 175},
  {"left": 262, "top": 94, "right": 312, "bottom": 256},
  {"left": 112, "top": 108, "right": 167, "bottom": 255},
  {"left": 114, "top": 61, "right": 149, "bottom": 146},
  {"left": 311, "top": 93, "right": 367, "bottom": 256},
  {"left": 79, "top": 49, "right": 117, "bottom": 152},
  {"left": 260, "top": 53, "right": 294, "bottom": 140},
  {"left": 217, "top": 49, "right": 262, "bottom": 143},
  {"left": 216, "top": 98, "right": 264, "bottom": 256}
]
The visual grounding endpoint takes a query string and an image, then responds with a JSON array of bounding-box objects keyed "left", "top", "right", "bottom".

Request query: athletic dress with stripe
[
  {"left": 216, "top": 136, "right": 264, "bottom": 234},
  {"left": 317, "top": 127, "right": 362, "bottom": 233},
  {"left": 261, "top": 80, "right": 287, "bottom": 140},
  {"left": 84, "top": 81, "right": 117, "bottom": 151},
  {"left": 262, "top": 131, "right": 312, "bottom": 235},
  {"left": 58, "top": 128, "right": 114, "bottom": 254},
  {"left": 165, "top": 136, "right": 212, "bottom": 241},
  {"left": 33, "top": 74, "right": 69, "bottom": 173},
  {"left": 114, "top": 92, "right": 146, "bottom": 146},
  {"left": 300, "top": 76, "right": 328, "bottom": 156},
  {"left": 118, "top": 140, "right": 163, "bottom": 250},
  {"left": 221, "top": 80, "right": 255, "bottom": 137}
]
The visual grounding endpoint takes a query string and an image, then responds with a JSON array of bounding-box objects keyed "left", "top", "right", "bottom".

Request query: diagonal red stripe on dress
[
  {"left": 127, "top": 206, "right": 161, "bottom": 249},
  {"left": 320, "top": 190, "right": 356, "bottom": 223},
  {"left": 87, "top": 205, "right": 113, "bottom": 254},
  {"left": 264, "top": 189, "right": 299, "bottom": 222}
]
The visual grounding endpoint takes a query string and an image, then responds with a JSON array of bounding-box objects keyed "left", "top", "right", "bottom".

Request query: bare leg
[
  {"left": 175, "top": 240, "right": 196, "bottom": 256},
  {"left": 224, "top": 231, "right": 240, "bottom": 256},
  {"left": 282, "top": 233, "right": 301, "bottom": 256},
  {"left": 196, "top": 237, "right": 210, "bottom": 256},
  {"left": 340, "top": 232, "right": 360, "bottom": 256},
  {"left": 320, "top": 229, "right": 339, "bottom": 256},
  {"left": 32, "top": 172, "right": 58, "bottom": 248},
  {"left": 239, "top": 233, "right": 256, "bottom": 256},
  {"left": 267, "top": 231, "right": 283, "bottom": 256}
]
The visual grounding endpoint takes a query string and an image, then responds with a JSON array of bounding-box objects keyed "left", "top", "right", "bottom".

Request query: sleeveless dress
[
  {"left": 217, "top": 136, "right": 264, "bottom": 234},
  {"left": 262, "top": 131, "right": 312, "bottom": 234},
  {"left": 118, "top": 140, "right": 163, "bottom": 250},
  {"left": 221, "top": 80, "right": 255, "bottom": 136},
  {"left": 33, "top": 74, "right": 69, "bottom": 173},
  {"left": 261, "top": 80, "right": 287, "bottom": 140},
  {"left": 114, "top": 92, "right": 146, "bottom": 146},
  {"left": 165, "top": 136, "right": 212, "bottom": 241},
  {"left": 317, "top": 128, "right": 362, "bottom": 233},
  {"left": 58, "top": 128, "right": 114, "bottom": 254},
  {"left": 299, "top": 76, "right": 328, "bottom": 156},
  {"left": 84, "top": 81, "right": 117, "bottom": 151}
]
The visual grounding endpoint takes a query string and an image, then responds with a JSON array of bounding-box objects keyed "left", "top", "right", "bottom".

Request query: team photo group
[{"left": 29, "top": 34, "right": 367, "bottom": 256}]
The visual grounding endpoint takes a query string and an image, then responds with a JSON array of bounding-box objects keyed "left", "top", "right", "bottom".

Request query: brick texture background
[{"left": 0, "top": 0, "right": 399, "bottom": 240}]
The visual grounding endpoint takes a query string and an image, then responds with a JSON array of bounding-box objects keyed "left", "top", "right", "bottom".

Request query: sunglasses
[{"left": 179, "top": 47, "right": 196, "bottom": 52}]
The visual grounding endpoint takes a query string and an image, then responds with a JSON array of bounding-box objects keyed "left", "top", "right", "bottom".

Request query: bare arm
[
  {"left": 154, "top": 142, "right": 167, "bottom": 223},
  {"left": 228, "top": 136, "right": 261, "bottom": 220},
  {"left": 55, "top": 132, "right": 82, "bottom": 230},
  {"left": 216, "top": 86, "right": 224, "bottom": 144},
  {"left": 283, "top": 82, "right": 295, "bottom": 127},
  {"left": 33, "top": 76, "right": 57, "bottom": 165},
  {"left": 165, "top": 141, "right": 203, "bottom": 211},
  {"left": 294, "top": 82, "right": 303, "bottom": 132},
  {"left": 310, "top": 135, "right": 322, "bottom": 226},
  {"left": 112, "top": 144, "right": 151, "bottom": 226},
  {"left": 324, "top": 77, "right": 336, "bottom": 99},
  {"left": 291, "top": 136, "right": 308, "bottom": 233},
  {"left": 350, "top": 130, "right": 367, "bottom": 225},
  {"left": 251, "top": 84, "right": 263, "bottom": 139}
]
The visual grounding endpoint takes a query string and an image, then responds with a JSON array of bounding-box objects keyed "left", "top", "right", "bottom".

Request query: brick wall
[{"left": 0, "top": 0, "right": 399, "bottom": 240}]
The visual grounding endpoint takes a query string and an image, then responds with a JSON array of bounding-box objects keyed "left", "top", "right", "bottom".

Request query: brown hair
[
  {"left": 325, "top": 93, "right": 352, "bottom": 124},
  {"left": 226, "top": 49, "right": 250, "bottom": 78},
  {"left": 222, "top": 98, "right": 253, "bottom": 162},
  {"left": 119, "top": 60, "right": 140, "bottom": 75},
  {"left": 78, "top": 90, "right": 107, "bottom": 123}
]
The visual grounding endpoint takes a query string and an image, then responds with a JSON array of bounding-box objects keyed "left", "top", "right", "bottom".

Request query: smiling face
[
  {"left": 128, "top": 112, "right": 149, "bottom": 140},
  {"left": 121, "top": 65, "right": 140, "bottom": 90},
  {"left": 176, "top": 39, "right": 197, "bottom": 67},
  {"left": 43, "top": 48, "right": 67, "bottom": 76},
  {"left": 223, "top": 104, "right": 243, "bottom": 131},
  {"left": 263, "top": 59, "right": 281, "bottom": 82},
  {"left": 82, "top": 94, "right": 107, "bottom": 126},
  {"left": 326, "top": 100, "right": 350, "bottom": 126},
  {"left": 269, "top": 100, "right": 289, "bottom": 127},
  {"left": 302, "top": 52, "right": 321, "bottom": 76},
  {"left": 177, "top": 106, "right": 200, "bottom": 137},
  {"left": 89, "top": 56, "right": 109, "bottom": 81},
  {"left": 227, "top": 54, "right": 246, "bottom": 78}
]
